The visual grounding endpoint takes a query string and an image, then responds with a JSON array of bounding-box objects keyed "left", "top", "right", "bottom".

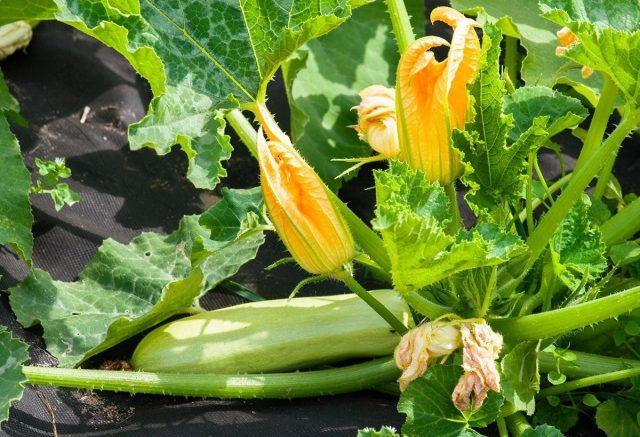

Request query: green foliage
[
  {"left": 533, "top": 399, "right": 578, "bottom": 433},
  {"left": 283, "top": 0, "right": 424, "bottom": 189},
  {"left": 500, "top": 341, "right": 540, "bottom": 414},
  {"left": 521, "top": 424, "right": 564, "bottom": 437},
  {"left": 373, "top": 161, "right": 525, "bottom": 294},
  {"left": 30, "top": 157, "right": 81, "bottom": 211},
  {"left": 0, "top": 327, "right": 29, "bottom": 424},
  {"left": 540, "top": 0, "right": 640, "bottom": 108},
  {"left": 9, "top": 188, "right": 265, "bottom": 367},
  {"left": 596, "top": 398, "right": 640, "bottom": 437},
  {"left": 356, "top": 427, "right": 400, "bottom": 437},
  {"left": 451, "top": 0, "right": 600, "bottom": 98},
  {"left": 457, "top": 25, "right": 550, "bottom": 214},
  {"left": 398, "top": 365, "right": 503, "bottom": 437}
]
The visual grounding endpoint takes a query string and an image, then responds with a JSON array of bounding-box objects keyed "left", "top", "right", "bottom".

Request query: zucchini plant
[{"left": 1, "top": 0, "right": 640, "bottom": 436}]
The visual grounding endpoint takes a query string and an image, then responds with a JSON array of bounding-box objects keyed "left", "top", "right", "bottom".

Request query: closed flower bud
[
  {"left": 255, "top": 104, "right": 355, "bottom": 275},
  {"left": 394, "top": 321, "right": 461, "bottom": 391},
  {"left": 555, "top": 27, "right": 578, "bottom": 56},
  {"left": 0, "top": 21, "right": 32, "bottom": 60},
  {"left": 452, "top": 321, "right": 503, "bottom": 412},
  {"left": 353, "top": 85, "right": 399, "bottom": 157},
  {"left": 396, "top": 7, "right": 481, "bottom": 185}
]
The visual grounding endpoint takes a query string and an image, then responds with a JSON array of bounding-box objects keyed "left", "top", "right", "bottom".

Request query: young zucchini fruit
[{"left": 131, "top": 290, "right": 411, "bottom": 374}]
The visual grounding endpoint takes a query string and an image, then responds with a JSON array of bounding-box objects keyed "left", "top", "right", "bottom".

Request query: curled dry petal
[
  {"left": 396, "top": 7, "right": 480, "bottom": 185},
  {"left": 255, "top": 104, "right": 355, "bottom": 275},
  {"left": 394, "top": 321, "right": 461, "bottom": 391},
  {"left": 353, "top": 85, "right": 399, "bottom": 157},
  {"left": 0, "top": 21, "right": 32, "bottom": 60},
  {"left": 452, "top": 321, "right": 503, "bottom": 412}
]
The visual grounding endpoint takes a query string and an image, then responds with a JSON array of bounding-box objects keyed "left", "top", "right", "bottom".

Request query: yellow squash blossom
[
  {"left": 255, "top": 104, "right": 355, "bottom": 275},
  {"left": 555, "top": 27, "right": 593, "bottom": 79},
  {"left": 353, "top": 85, "right": 400, "bottom": 158},
  {"left": 396, "top": 7, "right": 481, "bottom": 185}
]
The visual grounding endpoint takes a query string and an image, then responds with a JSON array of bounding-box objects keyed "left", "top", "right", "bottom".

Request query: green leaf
[
  {"left": 398, "top": 365, "right": 504, "bottom": 437},
  {"left": 549, "top": 195, "right": 606, "bottom": 290},
  {"left": 0, "top": 0, "right": 57, "bottom": 26},
  {"left": 356, "top": 426, "right": 400, "bottom": 437},
  {"left": 9, "top": 189, "right": 265, "bottom": 367},
  {"left": 0, "top": 69, "right": 20, "bottom": 116},
  {"left": 540, "top": 0, "right": 640, "bottom": 108},
  {"left": 451, "top": 0, "right": 601, "bottom": 101},
  {"left": 0, "top": 113, "right": 33, "bottom": 262},
  {"left": 31, "top": 157, "right": 82, "bottom": 210},
  {"left": 373, "top": 161, "right": 525, "bottom": 294},
  {"left": 521, "top": 424, "right": 564, "bottom": 437},
  {"left": 504, "top": 86, "right": 587, "bottom": 141},
  {"left": 582, "top": 394, "right": 600, "bottom": 407},
  {"left": 500, "top": 341, "right": 540, "bottom": 415},
  {"left": 0, "top": 327, "right": 29, "bottom": 424},
  {"left": 596, "top": 398, "right": 640, "bottom": 437},
  {"left": 533, "top": 399, "right": 578, "bottom": 433},
  {"left": 457, "top": 25, "right": 550, "bottom": 214},
  {"left": 610, "top": 242, "right": 640, "bottom": 267},
  {"left": 283, "top": 0, "right": 424, "bottom": 189},
  {"left": 3, "top": 1, "right": 354, "bottom": 189}
]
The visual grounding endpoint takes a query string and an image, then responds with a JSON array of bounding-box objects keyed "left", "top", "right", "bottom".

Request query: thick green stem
[
  {"left": 404, "top": 290, "right": 452, "bottom": 319},
  {"left": 601, "top": 196, "right": 640, "bottom": 246},
  {"left": 497, "top": 417, "right": 509, "bottom": 437},
  {"left": 592, "top": 147, "right": 618, "bottom": 200},
  {"left": 572, "top": 76, "right": 618, "bottom": 173},
  {"left": 23, "top": 357, "right": 399, "bottom": 398},
  {"left": 445, "top": 183, "right": 461, "bottom": 234},
  {"left": 539, "top": 349, "right": 640, "bottom": 378},
  {"left": 504, "top": 36, "right": 520, "bottom": 87},
  {"left": 490, "top": 285, "right": 640, "bottom": 341},
  {"left": 525, "top": 154, "right": 535, "bottom": 233},
  {"left": 337, "top": 271, "right": 408, "bottom": 334},
  {"left": 539, "top": 367, "right": 640, "bottom": 397},
  {"left": 526, "top": 113, "right": 639, "bottom": 269},
  {"left": 227, "top": 108, "right": 392, "bottom": 272},
  {"left": 506, "top": 413, "right": 531, "bottom": 437},
  {"left": 384, "top": 0, "right": 415, "bottom": 54},
  {"left": 518, "top": 173, "right": 571, "bottom": 223}
]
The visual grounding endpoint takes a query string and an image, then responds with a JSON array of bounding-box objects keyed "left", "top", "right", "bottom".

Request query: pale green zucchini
[{"left": 131, "top": 290, "right": 411, "bottom": 374}]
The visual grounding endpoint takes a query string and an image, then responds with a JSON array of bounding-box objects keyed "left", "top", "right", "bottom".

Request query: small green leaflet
[
  {"left": 283, "top": 0, "right": 425, "bottom": 189},
  {"left": 31, "top": 157, "right": 81, "bottom": 211},
  {"left": 596, "top": 398, "right": 640, "bottom": 437},
  {"left": 540, "top": 0, "right": 640, "bottom": 108},
  {"left": 500, "top": 341, "right": 540, "bottom": 415},
  {"left": 373, "top": 161, "right": 525, "bottom": 294},
  {"left": 521, "top": 425, "right": 564, "bottom": 437},
  {"left": 0, "top": 78, "right": 33, "bottom": 262},
  {"left": 398, "top": 365, "right": 504, "bottom": 437},
  {"left": 610, "top": 241, "right": 640, "bottom": 267},
  {"left": 0, "top": 327, "right": 29, "bottom": 424},
  {"left": 9, "top": 188, "right": 265, "bottom": 367},
  {"left": 549, "top": 195, "right": 606, "bottom": 291},
  {"left": 451, "top": 0, "right": 601, "bottom": 102},
  {"left": 533, "top": 399, "right": 578, "bottom": 433},
  {"left": 457, "top": 24, "right": 550, "bottom": 214},
  {"left": 4, "top": 0, "right": 355, "bottom": 190},
  {"left": 356, "top": 427, "right": 400, "bottom": 437}
]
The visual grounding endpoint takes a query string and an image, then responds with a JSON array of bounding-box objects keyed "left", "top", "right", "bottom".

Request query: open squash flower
[
  {"left": 353, "top": 85, "right": 400, "bottom": 158},
  {"left": 255, "top": 104, "right": 355, "bottom": 275},
  {"left": 555, "top": 27, "right": 593, "bottom": 79},
  {"left": 394, "top": 320, "right": 461, "bottom": 391},
  {"left": 395, "top": 7, "right": 481, "bottom": 185},
  {"left": 452, "top": 321, "right": 503, "bottom": 412}
]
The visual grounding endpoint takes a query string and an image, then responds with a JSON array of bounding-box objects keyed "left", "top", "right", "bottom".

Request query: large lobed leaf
[
  {"left": 373, "top": 161, "right": 525, "bottom": 294},
  {"left": 540, "top": 0, "right": 640, "bottom": 108},
  {"left": 283, "top": 0, "right": 425, "bottom": 189},
  {"left": 0, "top": 327, "right": 29, "bottom": 424},
  {"left": 9, "top": 188, "right": 265, "bottom": 367},
  {"left": 398, "top": 365, "right": 504, "bottom": 437},
  {"left": 0, "top": 70, "right": 33, "bottom": 262},
  {"left": 4, "top": 0, "right": 355, "bottom": 190}
]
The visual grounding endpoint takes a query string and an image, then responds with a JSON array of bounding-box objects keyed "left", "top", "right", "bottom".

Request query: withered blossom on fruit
[
  {"left": 452, "top": 321, "right": 503, "bottom": 412},
  {"left": 0, "top": 21, "right": 32, "bottom": 60},
  {"left": 396, "top": 7, "right": 481, "bottom": 185},
  {"left": 394, "top": 320, "right": 461, "bottom": 391},
  {"left": 255, "top": 104, "right": 355, "bottom": 275},
  {"left": 353, "top": 85, "right": 400, "bottom": 158}
]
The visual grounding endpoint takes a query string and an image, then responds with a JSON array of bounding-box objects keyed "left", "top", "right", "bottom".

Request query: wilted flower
[
  {"left": 255, "top": 104, "right": 355, "bottom": 275},
  {"left": 452, "top": 321, "right": 503, "bottom": 412},
  {"left": 0, "top": 21, "right": 32, "bottom": 60},
  {"left": 555, "top": 27, "right": 593, "bottom": 79},
  {"left": 353, "top": 85, "right": 399, "bottom": 158},
  {"left": 394, "top": 320, "right": 461, "bottom": 391},
  {"left": 396, "top": 7, "right": 481, "bottom": 185}
]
